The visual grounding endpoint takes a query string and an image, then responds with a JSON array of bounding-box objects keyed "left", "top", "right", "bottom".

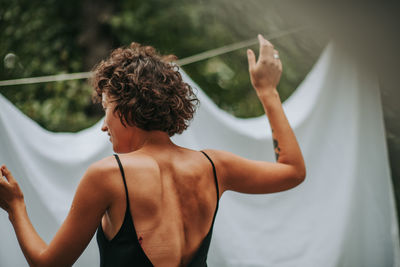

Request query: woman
[{"left": 0, "top": 34, "right": 305, "bottom": 267}]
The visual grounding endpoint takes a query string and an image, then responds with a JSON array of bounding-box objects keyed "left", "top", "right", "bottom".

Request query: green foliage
[
  {"left": 0, "top": 0, "right": 327, "bottom": 132},
  {"left": 0, "top": 0, "right": 99, "bottom": 132},
  {"left": 107, "top": 0, "right": 326, "bottom": 118}
]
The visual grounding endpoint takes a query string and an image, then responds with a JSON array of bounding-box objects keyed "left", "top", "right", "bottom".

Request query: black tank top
[{"left": 96, "top": 151, "right": 220, "bottom": 267}]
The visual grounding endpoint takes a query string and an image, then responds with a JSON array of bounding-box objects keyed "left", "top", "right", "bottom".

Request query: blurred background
[
  {"left": 0, "top": 0, "right": 398, "bottom": 227},
  {"left": 0, "top": 0, "right": 327, "bottom": 131}
]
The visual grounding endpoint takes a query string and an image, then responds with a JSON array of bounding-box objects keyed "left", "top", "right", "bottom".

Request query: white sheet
[{"left": 0, "top": 43, "right": 398, "bottom": 267}]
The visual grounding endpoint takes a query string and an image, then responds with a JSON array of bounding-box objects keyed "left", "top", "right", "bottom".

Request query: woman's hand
[
  {"left": 0, "top": 165, "right": 24, "bottom": 214},
  {"left": 247, "top": 34, "right": 282, "bottom": 96},
  {"left": 201, "top": 34, "right": 305, "bottom": 195},
  {"left": 0, "top": 159, "right": 112, "bottom": 267}
]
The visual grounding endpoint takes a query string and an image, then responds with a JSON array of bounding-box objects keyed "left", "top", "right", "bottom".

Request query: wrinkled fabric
[{"left": 0, "top": 43, "right": 398, "bottom": 267}]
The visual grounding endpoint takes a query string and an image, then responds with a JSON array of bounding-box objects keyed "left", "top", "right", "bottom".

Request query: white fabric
[{"left": 0, "top": 43, "right": 399, "bottom": 267}]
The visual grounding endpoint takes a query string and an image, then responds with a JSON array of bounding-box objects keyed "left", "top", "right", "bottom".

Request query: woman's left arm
[{"left": 0, "top": 162, "right": 112, "bottom": 267}]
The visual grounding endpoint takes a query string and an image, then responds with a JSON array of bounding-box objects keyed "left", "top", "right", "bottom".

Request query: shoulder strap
[
  {"left": 113, "top": 154, "right": 130, "bottom": 209},
  {"left": 200, "top": 151, "right": 220, "bottom": 204}
]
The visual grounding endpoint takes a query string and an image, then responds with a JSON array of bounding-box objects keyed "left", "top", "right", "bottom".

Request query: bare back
[
  {"left": 0, "top": 35, "right": 305, "bottom": 267},
  {"left": 101, "top": 146, "right": 220, "bottom": 266}
]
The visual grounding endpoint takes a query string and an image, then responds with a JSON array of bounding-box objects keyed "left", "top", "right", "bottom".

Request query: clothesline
[{"left": 0, "top": 27, "right": 305, "bottom": 87}]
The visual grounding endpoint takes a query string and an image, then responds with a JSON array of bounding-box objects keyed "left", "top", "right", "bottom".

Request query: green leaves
[{"left": 0, "top": 0, "right": 327, "bottom": 132}]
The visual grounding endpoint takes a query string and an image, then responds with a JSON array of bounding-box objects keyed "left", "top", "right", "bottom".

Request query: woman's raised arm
[
  {"left": 0, "top": 158, "right": 114, "bottom": 267},
  {"left": 204, "top": 34, "right": 306, "bottom": 195}
]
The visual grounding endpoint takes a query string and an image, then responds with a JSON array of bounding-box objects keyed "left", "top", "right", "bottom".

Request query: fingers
[
  {"left": 258, "top": 34, "right": 273, "bottom": 47},
  {"left": 1, "top": 165, "right": 15, "bottom": 183},
  {"left": 273, "top": 49, "right": 283, "bottom": 71},
  {"left": 258, "top": 34, "right": 274, "bottom": 58},
  {"left": 0, "top": 166, "right": 5, "bottom": 182},
  {"left": 247, "top": 49, "right": 256, "bottom": 70},
  {"left": 0, "top": 166, "right": 9, "bottom": 188},
  {"left": 277, "top": 58, "right": 283, "bottom": 73}
]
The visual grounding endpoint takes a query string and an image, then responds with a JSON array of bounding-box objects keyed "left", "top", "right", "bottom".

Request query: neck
[{"left": 128, "top": 129, "right": 174, "bottom": 152}]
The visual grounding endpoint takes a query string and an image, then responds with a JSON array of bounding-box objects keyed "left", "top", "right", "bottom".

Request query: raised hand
[
  {"left": 0, "top": 165, "right": 24, "bottom": 213},
  {"left": 202, "top": 34, "right": 305, "bottom": 196},
  {"left": 247, "top": 34, "right": 282, "bottom": 96}
]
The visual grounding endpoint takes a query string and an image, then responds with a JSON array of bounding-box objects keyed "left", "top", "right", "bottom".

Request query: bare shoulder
[
  {"left": 85, "top": 154, "right": 159, "bottom": 190},
  {"left": 199, "top": 149, "right": 237, "bottom": 193},
  {"left": 201, "top": 149, "right": 235, "bottom": 163},
  {"left": 88, "top": 155, "right": 119, "bottom": 173},
  {"left": 85, "top": 156, "right": 122, "bottom": 180},
  {"left": 200, "top": 148, "right": 249, "bottom": 176},
  {"left": 78, "top": 156, "right": 123, "bottom": 194},
  {"left": 116, "top": 152, "right": 161, "bottom": 175},
  {"left": 200, "top": 149, "right": 241, "bottom": 171}
]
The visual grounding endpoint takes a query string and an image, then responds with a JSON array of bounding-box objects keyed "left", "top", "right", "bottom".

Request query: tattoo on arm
[{"left": 272, "top": 129, "right": 280, "bottom": 161}]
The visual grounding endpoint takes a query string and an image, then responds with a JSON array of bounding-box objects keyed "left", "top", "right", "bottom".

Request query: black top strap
[
  {"left": 113, "top": 154, "right": 130, "bottom": 209},
  {"left": 200, "top": 151, "right": 220, "bottom": 201}
]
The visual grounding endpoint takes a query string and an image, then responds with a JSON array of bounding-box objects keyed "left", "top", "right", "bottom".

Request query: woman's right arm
[
  {"left": 205, "top": 34, "right": 306, "bottom": 195},
  {"left": 0, "top": 159, "right": 115, "bottom": 267}
]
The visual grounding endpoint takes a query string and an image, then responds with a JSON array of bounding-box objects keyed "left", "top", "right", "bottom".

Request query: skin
[{"left": 0, "top": 34, "right": 305, "bottom": 267}]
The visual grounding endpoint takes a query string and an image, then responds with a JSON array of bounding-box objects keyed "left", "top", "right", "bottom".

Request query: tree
[{"left": 0, "top": 0, "right": 327, "bottom": 132}]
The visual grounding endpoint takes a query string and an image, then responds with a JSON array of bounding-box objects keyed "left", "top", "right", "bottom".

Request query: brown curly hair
[{"left": 91, "top": 43, "right": 199, "bottom": 136}]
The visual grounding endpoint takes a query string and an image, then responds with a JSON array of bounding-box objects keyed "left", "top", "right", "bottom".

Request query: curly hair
[{"left": 91, "top": 43, "right": 199, "bottom": 136}]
